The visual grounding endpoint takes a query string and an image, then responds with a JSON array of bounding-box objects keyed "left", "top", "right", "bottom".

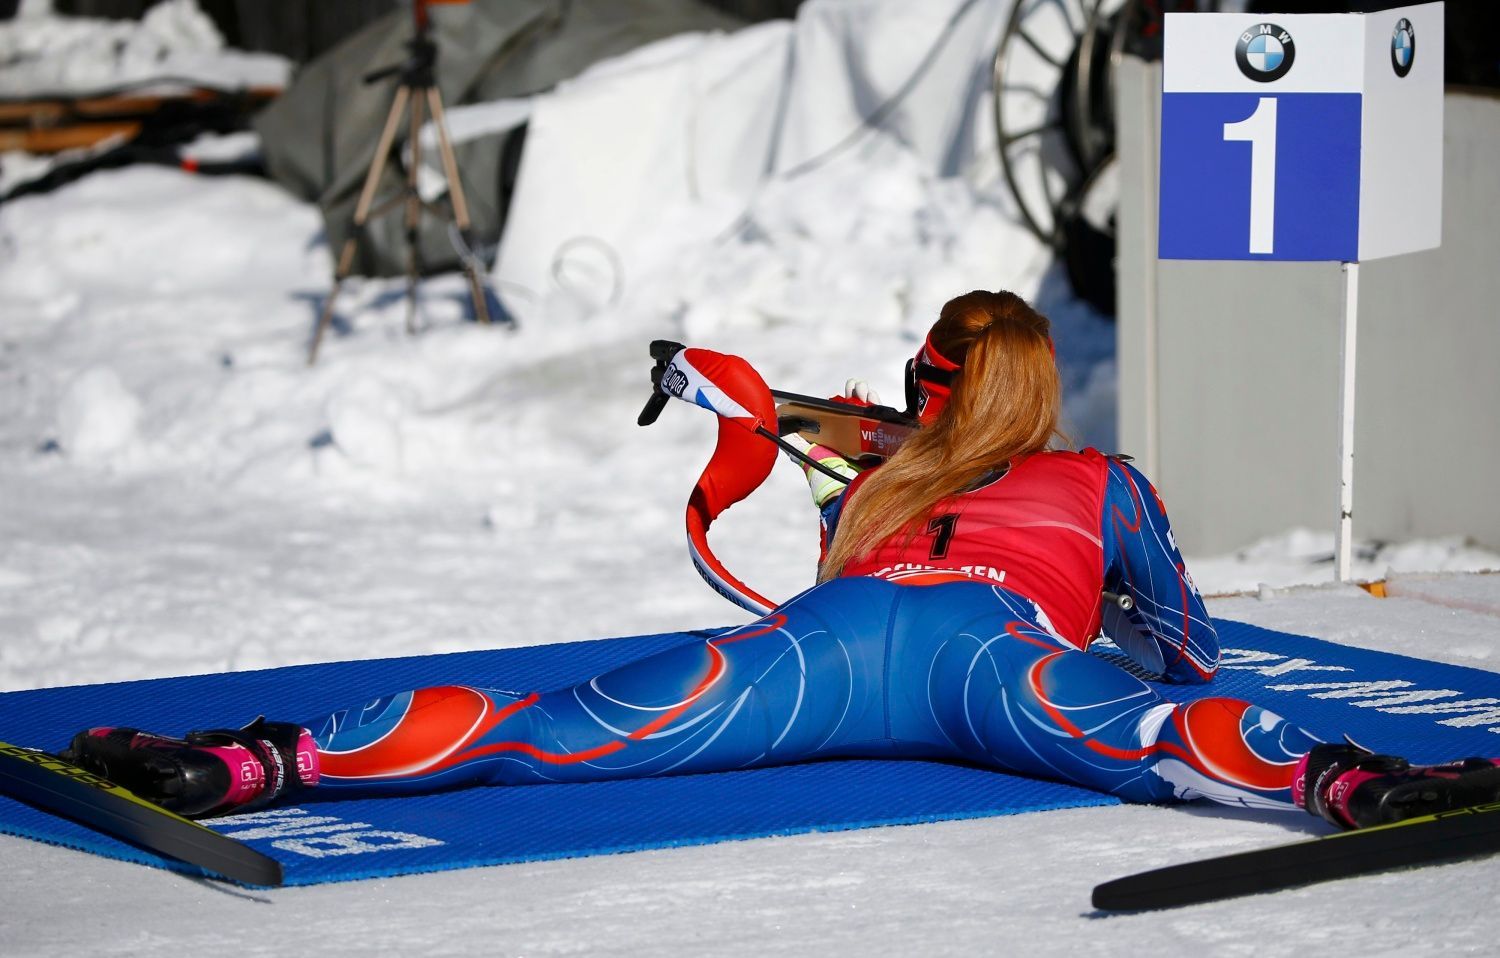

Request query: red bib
[{"left": 838, "top": 449, "right": 1110, "bottom": 649}]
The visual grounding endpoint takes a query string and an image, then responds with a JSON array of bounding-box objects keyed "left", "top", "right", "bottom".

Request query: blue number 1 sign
[
  {"left": 1157, "top": 7, "right": 1443, "bottom": 263},
  {"left": 1160, "top": 89, "right": 1361, "bottom": 260}
]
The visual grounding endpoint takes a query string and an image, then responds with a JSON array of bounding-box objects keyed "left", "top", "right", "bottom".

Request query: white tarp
[
  {"left": 492, "top": 0, "right": 1037, "bottom": 326},
  {"left": 494, "top": 21, "right": 794, "bottom": 320},
  {"left": 774, "top": 0, "right": 1008, "bottom": 176}
]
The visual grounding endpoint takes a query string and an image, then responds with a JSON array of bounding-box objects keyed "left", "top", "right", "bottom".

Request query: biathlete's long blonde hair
[{"left": 818, "top": 290, "right": 1066, "bottom": 581}]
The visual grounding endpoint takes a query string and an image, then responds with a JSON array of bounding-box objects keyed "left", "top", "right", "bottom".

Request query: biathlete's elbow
[
  {"left": 1179, "top": 662, "right": 1219, "bottom": 684},
  {"left": 1164, "top": 647, "right": 1220, "bottom": 684},
  {"left": 1164, "top": 666, "right": 1217, "bottom": 685}
]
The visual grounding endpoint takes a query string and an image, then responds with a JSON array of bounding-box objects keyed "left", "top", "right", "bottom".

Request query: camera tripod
[{"left": 308, "top": 1, "right": 505, "bottom": 365}]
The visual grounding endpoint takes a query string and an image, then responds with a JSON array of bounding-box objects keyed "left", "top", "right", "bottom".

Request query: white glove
[
  {"left": 844, "top": 379, "right": 883, "bottom": 406},
  {"left": 783, "top": 434, "right": 859, "bottom": 508}
]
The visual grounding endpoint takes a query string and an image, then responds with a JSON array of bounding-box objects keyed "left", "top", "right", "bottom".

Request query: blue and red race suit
[
  {"left": 307, "top": 450, "right": 1324, "bottom": 812},
  {"left": 826, "top": 449, "right": 1218, "bottom": 681}
]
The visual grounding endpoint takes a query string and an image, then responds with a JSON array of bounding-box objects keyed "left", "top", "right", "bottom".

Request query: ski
[
  {"left": 0, "top": 739, "right": 283, "bottom": 887},
  {"left": 1092, "top": 799, "right": 1500, "bottom": 911}
]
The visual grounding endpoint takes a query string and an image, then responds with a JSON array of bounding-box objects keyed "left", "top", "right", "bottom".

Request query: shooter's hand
[
  {"left": 783, "top": 435, "right": 860, "bottom": 508},
  {"left": 841, "top": 379, "right": 882, "bottom": 407}
]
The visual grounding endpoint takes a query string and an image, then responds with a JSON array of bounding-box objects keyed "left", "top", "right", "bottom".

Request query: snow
[
  {"left": 0, "top": 0, "right": 290, "bottom": 97},
  {"left": 1193, "top": 530, "right": 1500, "bottom": 596},
  {"left": 2, "top": 2, "right": 1500, "bottom": 954}
]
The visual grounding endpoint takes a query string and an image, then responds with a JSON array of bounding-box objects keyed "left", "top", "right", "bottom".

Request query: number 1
[
  {"left": 927, "top": 514, "right": 958, "bottom": 559},
  {"left": 1223, "top": 96, "right": 1278, "bottom": 255}
]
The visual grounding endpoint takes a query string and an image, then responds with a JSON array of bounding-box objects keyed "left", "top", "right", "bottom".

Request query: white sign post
[{"left": 1159, "top": 3, "right": 1444, "bottom": 581}]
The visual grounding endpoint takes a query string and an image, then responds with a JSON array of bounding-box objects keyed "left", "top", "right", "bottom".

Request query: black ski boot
[
  {"left": 60, "top": 719, "right": 319, "bottom": 819},
  {"left": 1295, "top": 742, "right": 1500, "bottom": 829}
]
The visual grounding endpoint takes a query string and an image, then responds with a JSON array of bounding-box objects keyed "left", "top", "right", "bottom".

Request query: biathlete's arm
[
  {"left": 787, "top": 383, "right": 880, "bottom": 561},
  {"left": 1100, "top": 458, "right": 1220, "bottom": 683},
  {"left": 815, "top": 468, "right": 864, "bottom": 567}
]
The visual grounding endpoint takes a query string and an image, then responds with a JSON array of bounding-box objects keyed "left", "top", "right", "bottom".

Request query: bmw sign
[
  {"left": 1235, "top": 23, "right": 1295, "bottom": 83},
  {"left": 1162, "top": 7, "right": 1443, "bottom": 263},
  {"left": 1391, "top": 18, "right": 1415, "bottom": 77}
]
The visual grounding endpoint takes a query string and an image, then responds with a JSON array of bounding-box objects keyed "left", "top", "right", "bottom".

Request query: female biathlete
[{"left": 63, "top": 291, "right": 1498, "bottom": 832}]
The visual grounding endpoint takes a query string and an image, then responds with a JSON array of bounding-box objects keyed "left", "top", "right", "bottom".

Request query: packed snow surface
[{"left": 3, "top": 3, "right": 1499, "bottom": 955}]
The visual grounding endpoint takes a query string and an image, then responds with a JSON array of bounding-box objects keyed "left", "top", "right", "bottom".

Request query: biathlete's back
[{"left": 827, "top": 448, "right": 1219, "bottom": 684}]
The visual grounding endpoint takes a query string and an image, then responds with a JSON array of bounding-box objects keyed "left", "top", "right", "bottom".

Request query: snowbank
[{"left": 0, "top": 0, "right": 289, "bottom": 97}]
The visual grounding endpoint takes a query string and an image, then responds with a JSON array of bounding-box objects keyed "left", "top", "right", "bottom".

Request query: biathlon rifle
[{"left": 639, "top": 339, "right": 919, "bottom": 480}]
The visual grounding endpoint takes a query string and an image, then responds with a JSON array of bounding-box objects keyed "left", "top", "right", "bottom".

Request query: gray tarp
[{"left": 254, "top": 0, "right": 743, "bottom": 278}]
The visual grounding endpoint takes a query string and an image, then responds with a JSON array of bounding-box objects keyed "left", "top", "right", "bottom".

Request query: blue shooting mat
[{"left": 2, "top": 619, "right": 1498, "bottom": 886}]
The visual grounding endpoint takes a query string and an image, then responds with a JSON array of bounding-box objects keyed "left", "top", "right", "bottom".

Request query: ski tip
[
  {"left": 229, "top": 856, "right": 284, "bottom": 889},
  {"left": 1090, "top": 880, "right": 1148, "bottom": 913},
  {"left": 1091, "top": 869, "right": 1217, "bottom": 911}
]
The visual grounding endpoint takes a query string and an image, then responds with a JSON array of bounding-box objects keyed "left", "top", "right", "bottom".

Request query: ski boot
[
  {"left": 60, "top": 718, "right": 319, "bottom": 819},
  {"left": 1294, "top": 742, "right": 1500, "bottom": 829}
]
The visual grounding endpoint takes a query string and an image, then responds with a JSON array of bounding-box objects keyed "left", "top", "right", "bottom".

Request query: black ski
[
  {"left": 0, "top": 740, "right": 282, "bottom": 887},
  {"left": 1093, "top": 799, "right": 1500, "bottom": 910}
]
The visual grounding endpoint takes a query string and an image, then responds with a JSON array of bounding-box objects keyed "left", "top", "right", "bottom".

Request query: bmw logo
[
  {"left": 1391, "top": 18, "right": 1415, "bottom": 77},
  {"left": 1236, "top": 23, "right": 1296, "bottom": 83}
]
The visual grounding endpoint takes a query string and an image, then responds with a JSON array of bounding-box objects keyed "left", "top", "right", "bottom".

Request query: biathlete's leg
[
  {"left": 309, "top": 577, "right": 900, "bottom": 798},
  {"left": 62, "top": 577, "right": 900, "bottom": 815},
  {"left": 888, "top": 583, "right": 1325, "bottom": 810},
  {"left": 896, "top": 586, "right": 1500, "bottom": 827}
]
